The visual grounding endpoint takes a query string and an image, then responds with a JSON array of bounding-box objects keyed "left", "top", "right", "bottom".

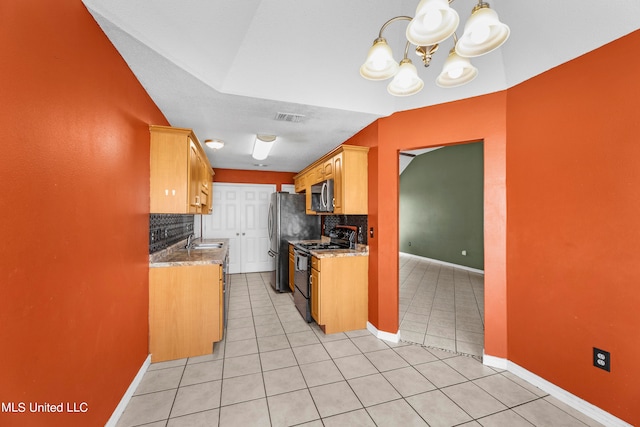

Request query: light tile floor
[
  {"left": 399, "top": 253, "right": 485, "bottom": 357},
  {"left": 117, "top": 272, "right": 604, "bottom": 427}
]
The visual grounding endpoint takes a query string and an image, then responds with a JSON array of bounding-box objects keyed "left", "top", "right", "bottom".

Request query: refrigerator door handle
[{"left": 267, "top": 203, "right": 274, "bottom": 241}]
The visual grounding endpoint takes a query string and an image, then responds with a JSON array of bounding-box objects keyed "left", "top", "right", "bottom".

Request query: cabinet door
[
  {"left": 188, "top": 139, "right": 202, "bottom": 213},
  {"left": 288, "top": 252, "right": 295, "bottom": 292},
  {"left": 305, "top": 189, "right": 315, "bottom": 215},
  {"left": 314, "top": 164, "right": 324, "bottom": 184},
  {"left": 294, "top": 174, "right": 305, "bottom": 193},
  {"left": 332, "top": 152, "right": 343, "bottom": 213},
  {"left": 311, "top": 266, "right": 320, "bottom": 323},
  {"left": 218, "top": 265, "right": 224, "bottom": 339},
  {"left": 205, "top": 168, "right": 214, "bottom": 214},
  {"left": 150, "top": 131, "right": 189, "bottom": 213},
  {"left": 323, "top": 158, "right": 333, "bottom": 180},
  {"left": 149, "top": 264, "right": 221, "bottom": 362}
]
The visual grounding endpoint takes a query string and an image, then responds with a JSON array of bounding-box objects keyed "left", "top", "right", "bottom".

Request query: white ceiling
[{"left": 82, "top": 0, "right": 640, "bottom": 172}]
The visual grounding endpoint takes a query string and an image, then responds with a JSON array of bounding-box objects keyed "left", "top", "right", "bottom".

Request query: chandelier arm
[
  {"left": 403, "top": 41, "right": 411, "bottom": 60},
  {"left": 377, "top": 16, "right": 413, "bottom": 38}
]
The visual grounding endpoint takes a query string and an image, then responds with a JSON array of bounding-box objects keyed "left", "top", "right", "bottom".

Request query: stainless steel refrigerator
[{"left": 268, "top": 192, "right": 321, "bottom": 292}]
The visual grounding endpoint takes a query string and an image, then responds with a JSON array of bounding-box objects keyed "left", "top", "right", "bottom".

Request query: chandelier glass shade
[
  {"left": 388, "top": 59, "right": 424, "bottom": 96},
  {"left": 436, "top": 48, "right": 478, "bottom": 87},
  {"left": 360, "top": 38, "right": 399, "bottom": 80},
  {"left": 455, "top": 3, "right": 510, "bottom": 57},
  {"left": 360, "top": 0, "right": 509, "bottom": 96},
  {"left": 406, "top": 0, "right": 459, "bottom": 46}
]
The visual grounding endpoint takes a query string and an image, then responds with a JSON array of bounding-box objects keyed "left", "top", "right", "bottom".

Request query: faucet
[{"left": 186, "top": 233, "right": 194, "bottom": 249}]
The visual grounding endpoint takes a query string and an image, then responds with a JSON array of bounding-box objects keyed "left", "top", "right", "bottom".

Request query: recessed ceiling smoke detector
[{"left": 274, "top": 112, "right": 305, "bottom": 123}]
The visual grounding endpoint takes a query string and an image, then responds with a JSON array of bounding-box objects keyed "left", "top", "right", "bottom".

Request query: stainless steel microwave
[{"left": 311, "top": 179, "right": 334, "bottom": 213}]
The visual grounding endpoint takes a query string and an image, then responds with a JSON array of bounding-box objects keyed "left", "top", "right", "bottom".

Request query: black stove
[
  {"left": 295, "top": 226, "right": 357, "bottom": 254},
  {"left": 292, "top": 225, "right": 358, "bottom": 323},
  {"left": 296, "top": 242, "right": 344, "bottom": 251}
]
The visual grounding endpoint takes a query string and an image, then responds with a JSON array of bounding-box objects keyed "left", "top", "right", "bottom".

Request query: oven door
[
  {"left": 293, "top": 248, "right": 312, "bottom": 322},
  {"left": 293, "top": 248, "right": 310, "bottom": 297}
]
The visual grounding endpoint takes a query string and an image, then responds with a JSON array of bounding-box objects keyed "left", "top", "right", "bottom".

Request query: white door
[
  {"left": 203, "top": 183, "right": 275, "bottom": 274},
  {"left": 281, "top": 184, "right": 295, "bottom": 194}
]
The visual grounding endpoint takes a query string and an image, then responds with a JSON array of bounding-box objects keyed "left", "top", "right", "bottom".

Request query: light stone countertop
[
  {"left": 288, "top": 239, "right": 369, "bottom": 259},
  {"left": 149, "top": 238, "right": 229, "bottom": 267}
]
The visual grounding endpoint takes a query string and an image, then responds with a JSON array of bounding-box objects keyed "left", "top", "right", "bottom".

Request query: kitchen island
[{"left": 149, "top": 238, "right": 228, "bottom": 362}]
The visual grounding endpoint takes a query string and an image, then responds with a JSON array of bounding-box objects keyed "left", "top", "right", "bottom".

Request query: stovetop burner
[
  {"left": 299, "top": 243, "right": 344, "bottom": 250},
  {"left": 295, "top": 225, "right": 358, "bottom": 253}
]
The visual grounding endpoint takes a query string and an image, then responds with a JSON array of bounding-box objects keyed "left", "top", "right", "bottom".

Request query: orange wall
[
  {"left": 214, "top": 168, "right": 296, "bottom": 191},
  {"left": 0, "top": 1, "right": 167, "bottom": 426},
  {"left": 506, "top": 30, "right": 640, "bottom": 425},
  {"left": 346, "top": 29, "right": 640, "bottom": 425},
  {"left": 345, "top": 93, "right": 508, "bottom": 356}
]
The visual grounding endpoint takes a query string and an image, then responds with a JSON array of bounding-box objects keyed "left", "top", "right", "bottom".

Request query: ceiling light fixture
[
  {"left": 205, "top": 139, "right": 225, "bottom": 149},
  {"left": 360, "top": 0, "right": 509, "bottom": 95},
  {"left": 252, "top": 134, "right": 276, "bottom": 160}
]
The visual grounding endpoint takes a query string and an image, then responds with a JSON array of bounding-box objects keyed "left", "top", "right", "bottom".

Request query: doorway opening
[{"left": 398, "top": 142, "right": 485, "bottom": 357}]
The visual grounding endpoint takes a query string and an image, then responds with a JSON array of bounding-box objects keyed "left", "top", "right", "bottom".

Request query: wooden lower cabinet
[
  {"left": 311, "top": 267, "right": 320, "bottom": 322},
  {"left": 310, "top": 255, "right": 368, "bottom": 334},
  {"left": 288, "top": 244, "right": 295, "bottom": 292},
  {"left": 149, "top": 264, "right": 223, "bottom": 362}
]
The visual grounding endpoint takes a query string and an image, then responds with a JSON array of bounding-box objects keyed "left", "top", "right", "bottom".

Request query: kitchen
[
  {"left": 3, "top": 1, "right": 640, "bottom": 427},
  {"left": 147, "top": 126, "right": 371, "bottom": 363}
]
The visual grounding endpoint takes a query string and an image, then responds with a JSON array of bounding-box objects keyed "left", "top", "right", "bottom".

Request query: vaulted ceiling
[{"left": 82, "top": 0, "right": 640, "bottom": 172}]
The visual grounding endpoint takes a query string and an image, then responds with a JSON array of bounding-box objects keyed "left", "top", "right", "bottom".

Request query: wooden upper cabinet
[
  {"left": 150, "top": 125, "right": 215, "bottom": 214},
  {"left": 293, "top": 145, "right": 368, "bottom": 215},
  {"left": 294, "top": 172, "right": 306, "bottom": 193},
  {"left": 323, "top": 158, "right": 334, "bottom": 180},
  {"left": 332, "top": 152, "right": 343, "bottom": 213},
  {"left": 188, "top": 139, "right": 201, "bottom": 213}
]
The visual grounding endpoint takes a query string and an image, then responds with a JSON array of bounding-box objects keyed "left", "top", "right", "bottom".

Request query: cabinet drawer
[{"left": 311, "top": 256, "right": 320, "bottom": 271}]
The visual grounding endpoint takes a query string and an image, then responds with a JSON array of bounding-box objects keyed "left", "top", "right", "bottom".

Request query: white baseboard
[
  {"left": 105, "top": 354, "right": 151, "bottom": 427},
  {"left": 400, "top": 252, "right": 484, "bottom": 274},
  {"left": 482, "top": 354, "right": 632, "bottom": 427},
  {"left": 482, "top": 352, "right": 508, "bottom": 370},
  {"left": 367, "top": 322, "right": 400, "bottom": 343}
]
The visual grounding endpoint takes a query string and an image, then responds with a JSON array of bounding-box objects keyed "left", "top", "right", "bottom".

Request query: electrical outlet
[
  {"left": 461, "top": 250, "right": 467, "bottom": 256},
  {"left": 593, "top": 347, "right": 610, "bottom": 372}
]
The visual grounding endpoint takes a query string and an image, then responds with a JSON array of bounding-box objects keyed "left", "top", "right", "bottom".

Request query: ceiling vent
[{"left": 274, "top": 112, "right": 305, "bottom": 123}]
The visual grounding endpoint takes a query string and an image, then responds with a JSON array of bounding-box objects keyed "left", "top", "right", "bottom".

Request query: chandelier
[{"left": 360, "top": 0, "right": 510, "bottom": 96}]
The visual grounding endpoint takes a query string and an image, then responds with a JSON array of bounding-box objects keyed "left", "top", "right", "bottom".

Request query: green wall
[{"left": 399, "top": 142, "right": 484, "bottom": 269}]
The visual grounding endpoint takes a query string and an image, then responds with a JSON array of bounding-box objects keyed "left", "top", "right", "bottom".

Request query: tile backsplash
[
  {"left": 323, "top": 215, "right": 368, "bottom": 245},
  {"left": 149, "top": 214, "right": 194, "bottom": 254}
]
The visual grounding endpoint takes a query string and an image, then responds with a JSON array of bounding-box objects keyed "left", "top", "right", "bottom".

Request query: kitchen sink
[{"left": 193, "top": 242, "right": 224, "bottom": 249}]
